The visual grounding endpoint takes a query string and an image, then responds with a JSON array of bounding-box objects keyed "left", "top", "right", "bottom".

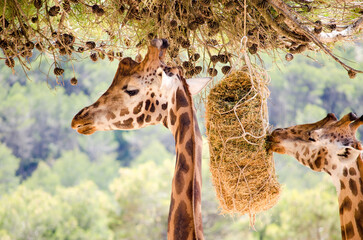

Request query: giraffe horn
[
  {"left": 140, "top": 39, "right": 169, "bottom": 68},
  {"left": 350, "top": 115, "right": 363, "bottom": 132},
  {"left": 309, "top": 113, "right": 337, "bottom": 129},
  {"left": 335, "top": 112, "right": 358, "bottom": 127}
]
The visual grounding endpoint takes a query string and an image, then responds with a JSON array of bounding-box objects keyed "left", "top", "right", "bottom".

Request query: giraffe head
[
  {"left": 71, "top": 39, "right": 210, "bottom": 135},
  {"left": 269, "top": 113, "right": 363, "bottom": 240},
  {"left": 269, "top": 112, "right": 363, "bottom": 173}
]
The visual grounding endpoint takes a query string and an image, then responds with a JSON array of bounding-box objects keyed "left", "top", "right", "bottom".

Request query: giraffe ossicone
[
  {"left": 71, "top": 39, "right": 210, "bottom": 240},
  {"left": 269, "top": 112, "right": 363, "bottom": 240}
]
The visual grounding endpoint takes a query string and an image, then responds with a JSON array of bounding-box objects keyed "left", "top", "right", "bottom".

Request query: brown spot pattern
[
  {"left": 343, "top": 167, "right": 348, "bottom": 177},
  {"left": 342, "top": 222, "right": 355, "bottom": 239},
  {"left": 340, "top": 196, "right": 352, "bottom": 214},
  {"left": 137, "top": 114, "right": 145, "bottom": 125},
  {"left": 156, "top": 114, "right": 162, "bottom": 121},
  {"left": 349, "top": 168, "right": 357, "bottom": 176},
  {"left": 175, "top": 153, "right": 190, "bottom": 194},
  {"left": 145, "top": 115, "right": 151, "bottom": 123},
  {"left": 170, "top": 109, "right": 177, "bottom": 126},
  {"left": 173, "top": 200, "right": 192, "bottom": 240},
  {"left": 162, "top": 103, "right": 168, "bottom": 110},
  {"left": 168, "top": 196, "right": 175, "bottom": 233},
  {"left": 341, "top": 180, "right": 346, "bottom": 190},
  {"left": 178, "top": 112, "right": 191, "bottom": 144},
  {"left": 133, "top": 101, "right": 143, "bottom": 114},
  {"left": 120, "top": 108, "right": 129, "bottom": 117},
  {"left": 355, "top": 201, "right": 363, "bottom": 239},
  {"left": 176, "top": 88, "right": 189, "bottom": 111},
  {"left": 113, "top": 118, "right": 133, "bottom": 129},
  {"left": 150, "top": 103, "right": 155, "bottom": 112},
  {"left": 145, "top": 100, "right": 151, "bottom": 111},
  {"left": 106, "top": 112, "right": 116, "bottom": 121},
  {"left": 349, "top": 179, "right": 358, "bottom": 196},
  {"left": 185, "top": 139, "right": 194, "bottom": 157}
]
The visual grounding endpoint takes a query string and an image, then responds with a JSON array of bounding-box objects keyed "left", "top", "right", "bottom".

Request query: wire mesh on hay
[{"left": 205, "top": 65, "right": 280, "bottom": 217}]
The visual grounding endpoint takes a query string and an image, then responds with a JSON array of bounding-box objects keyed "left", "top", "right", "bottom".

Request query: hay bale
[{"left": 206, "top": 70, "right": 280, "bottom": 216}]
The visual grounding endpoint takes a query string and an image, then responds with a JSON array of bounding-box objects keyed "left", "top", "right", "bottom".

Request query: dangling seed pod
[
  {"left": 0, "top": 40, "right": 8, "bottom": 49},
  {"left": 182, "top": 61, "right": 193, "bottom": 70},
  {"left": 348, "top": 70, "right": 356, "bottom": 79},
  {"left": 328, "top": 24, "right": 336, "bottom": 30},
  {"left": 224, "top": 1, "right": 235, "bottom": 11},
  {"left": 208, "top": 68, "right": 218, "bottom": 77},
  {"left": 181, "top": 40, "right": 191, "bottom": 48},
  {"left": 314, "top": 20, "right": 323, "bottom": 34},
  {"left": 170, "top": 20, "right": 178, "bottom": 28},
  {"left": 169, "top": 48, "right": 179, "bottom": 58},
  {"left": 63, "top": 0, "right": 71, "bottom": 12},
  {"left": 35, "top": 42, "right": 43, "bottom": 51},
  {"left": 248, "top": 44, "right": 258, "bottom": 54},
  {"left": 54, "top": 67, "right": 64, "bottom": 76},
  {"left": 185, "top": 69, "right": 195, "bottom": 78},
  {"left": 210, "top": 55, "right": 219, "bottom": 63},
  {"left": 77, "top": 47, "right": 84, "bottom": 53},
  {"left": 190, "top": 53, "right": 200, "bottom": 61},
  {"left": 59, "top": 48, "right": 67, "bottom": 55},
  {"left": 135, "top": 54, "right": 143, "bottom": 63},
  {"left": 207, "top": 20, "right": 219, "bottom": 30},
  {"left": 107, "top": 50, "right": 114, "bottom": 61},
  {"left": 116, "top": 52, "right": 123, "bottom": 58},
  {"left": 86, "top": 41, "right": 96, "bottom": 49},
  {"left": 119, "top": 5, "right": 125, "bottom": 14},
  {"left": 124, "top": 39, "right": 131, "bottom": 47},
  {"left": 31, "top": 16, "right": 38, "bottom": 23},
  {"left": 96, "top": 8, "right": 105, "bottom": 16},
  {"left": 194, "top": 66, "right": 202, "bottom": 74},
  {"left": 52, "top": 31, "right": 58, "bottom": 38},
  {"left": 206, "top": 39, "right": 218, "bottom": 46},
  {"left": 188, "top": 21, "right": 199, "bottom": 31},
  {"left": 61, "top": 33, "right": 75, "bottom": 46},
  {"left": 70, "top": 77, "right": 78, "bottom": 85},
  {"left": 90, "top": 53, "right": 98, "bottom": 62},
  {"left": 221, "top": 66, "right": 231, "bottom": 75},
  {"left": 92, "top": 4, "right": 99, "bottom": 13},
  {"left": 289, "top": 44, "right": 307, "bottom": 54},
  {"left": 194, "top": 16, "right": 205, "bottom": 25},
  {"left": 34, "top": 0, "right": 42, "bottom": 9},
  {"left": 49, "top": 6, "right": 60, "bottom": 16},
  {"left": 285, "top": 53, "right": 294, "bottom": 61},
  {"left": 25, "top": 42, "right": 35, "bottom": 50},
  {"left": 218, "top": 54, "right": 229, "bottom": 64},
  {"left": 5, "top": 58, "right": 15, "bottom": 68},
  {"left": 147, "top": 33, "right": 155, "bottom": 40}
]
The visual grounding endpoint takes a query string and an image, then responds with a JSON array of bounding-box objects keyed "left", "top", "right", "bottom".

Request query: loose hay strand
[{"left": 206, "top": 67, "right": 281, "bottom": 218}]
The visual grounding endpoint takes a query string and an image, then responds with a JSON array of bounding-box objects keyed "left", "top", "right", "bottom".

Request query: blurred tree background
[{"left": 0, "top": 40, "right": 362, "bottom": 239}]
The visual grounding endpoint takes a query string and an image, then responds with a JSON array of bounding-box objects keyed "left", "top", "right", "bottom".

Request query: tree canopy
[{"left": 0, "top": 0, "right": 362, "bottom": 82}]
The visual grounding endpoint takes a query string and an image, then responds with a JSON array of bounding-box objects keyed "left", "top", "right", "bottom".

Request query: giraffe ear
[
  {"left": 158, "top": 68, "right": 175, "bottom": 91},
  {"left": 186, "top": 77, "right": 212, "bottom": 95}
]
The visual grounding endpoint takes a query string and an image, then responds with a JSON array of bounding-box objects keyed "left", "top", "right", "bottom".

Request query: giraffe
[
  {"left": 268, "top": 112, "right": 363, "bottom": 240},
  {"left": 71, "top": 39, "right": 210, "bottom": 240}
]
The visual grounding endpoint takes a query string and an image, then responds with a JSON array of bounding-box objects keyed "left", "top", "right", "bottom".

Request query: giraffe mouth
[{"left": 76, "top": 125, "right": 97, "bottom": 135}]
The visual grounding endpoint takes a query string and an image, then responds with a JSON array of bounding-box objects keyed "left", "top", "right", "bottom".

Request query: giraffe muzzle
[{"left": 71, "top": 108, "right": 97, "bottom": 135}]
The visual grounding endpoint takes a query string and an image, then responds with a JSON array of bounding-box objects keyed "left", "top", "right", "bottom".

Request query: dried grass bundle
[{"left": 205, "top": 69, "right": 280, "bottom": 216}]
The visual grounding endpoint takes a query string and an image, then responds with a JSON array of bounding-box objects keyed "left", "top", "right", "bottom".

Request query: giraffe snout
[{"left": 71, "top": 107, "right": 97, "bottom": 135}]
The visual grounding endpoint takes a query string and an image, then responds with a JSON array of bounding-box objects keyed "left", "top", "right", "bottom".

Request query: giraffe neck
[
  {"left": 166, "top": 83, "right": 203, "bottom": 240},
  {"left": 338, "top": 157, "right": 363, "bottom": 240}
]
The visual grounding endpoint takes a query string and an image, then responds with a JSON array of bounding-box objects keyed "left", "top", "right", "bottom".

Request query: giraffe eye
[{"left": 125, "top": 89, "right": 139, "bottom": 96}]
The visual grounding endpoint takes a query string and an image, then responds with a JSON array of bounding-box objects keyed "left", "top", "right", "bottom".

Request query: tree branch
[
  {"left": 269, "top": 0, "right": 363, "bottom": 74},
  {"left": 317, "top": 17, "right": 363, "bottom": 43}
]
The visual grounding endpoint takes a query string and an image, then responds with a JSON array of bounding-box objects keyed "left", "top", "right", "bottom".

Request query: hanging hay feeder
[{"left": 206, "top": 69, "right": 280, "bottom": 216}]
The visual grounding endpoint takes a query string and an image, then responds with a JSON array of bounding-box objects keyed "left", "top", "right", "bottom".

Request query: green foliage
[
  {"left": 0, "top": 144, "right": 20, "bottom": 194},
  {"left": 0, "top": 182, "right": 113, "bottom": 240}
]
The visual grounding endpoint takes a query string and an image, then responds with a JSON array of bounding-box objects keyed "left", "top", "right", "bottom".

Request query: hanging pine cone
[
  {"left": 98, "top": 51, "right": 105, "bottom": 60},
  {"left": 248, "top": 44, "right": 258, "bottom": 54},
  {"left": 119, "top": 5, "right": 125, "bottom": 14},
  {"left": 218, "top": 54, "right": 229, "bottom": 64},
  {"left": 181, "top": 40, "right": 191, "bottom": 49},
  {"left": 207, "top": 21, "right": 219, "bottom": 30},
  {"left": 25, "top": 42, "right": 35, "bottom": 50},
  {"left": 86, "top": 41, "right": 96, "bottom": 49},
  {"left": 208, "top": 68, "right": 218, "bottom": 77},
  {"left": 92, "top": 4, "right": 99, "bottom": 13},
  {"left": 194, "top": 66, "right": 202, "bottom": 74},
  {"left": 90, "top": 53, "right": 98, "bottom": 62},
  {"left": 63, "top": 0, "right": 71, "bottom": 12},
  {"left": 116, "top": 52, "right": 123, "bottom": 57},
  {"left": 0, "top": 40, "right": 8, "bottom": 49},
  {"left": 194, "top": 16, "right": 205, "bottom": 25},
  {"left": 35, "top": 42, "right": 43, "bottom": 51},
  {"left": 182, "top": 61, "right": 193, "bottom": 70},
  {"left": 54, "top": 67, "right": 64, "bottom": 75},
  {"left": 70, "top": 77, "right": 78, "bottom": 85},
  {"left": 348, "top": 70, "right": 356, "bottom": 79},
  {"left": 31, "top": 16, "right": 38, "bottom": 23},
  {"left": 33, "top": 0, "right": 42, "bottom": 9},
  {"left": 210, "top": 55, "right": 219, "bottom": 63},
  {"left": 5, "top": 58, "right": 15, "bottom": 68},
  {"left": 285, "top": 53, "right": 294, "bottom": 61},
  {"left": 221, "top": 66, "right": 231, "bottom": 75},
  {"left": 224, "top": 1, "right": 235, "bottom": 11},
  {"left": 190, "top": 53, "right": 200, "bottom": 61},
  {"left": 147, "top": 33, "right": 155, "bottom": 40},
  {"left": 289, "top": 44, "right": 307, "bottom": 54},
  {"left": 188, "top": 21, "right": 199, "bottom": 31},
  {"left": 49, "top": 6, "right": 60, "bottom": 16},
  {"left": 77, "top": 47, "right": 84, "bottom": 53},
  {"left": 124, "top": 39, "right": 131, "bottom": 47},
  {"left": 61, "top": 33, "right": 74, "bottom": 46},
  {"left": 107, "top": 50, "right": 114, "bottom": 61},
  {"left": 170, "top": 20, "right": 178, "bottom": 28},
  {"left": 96, "top": 7, "right": 105, "bottom": 16}
]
